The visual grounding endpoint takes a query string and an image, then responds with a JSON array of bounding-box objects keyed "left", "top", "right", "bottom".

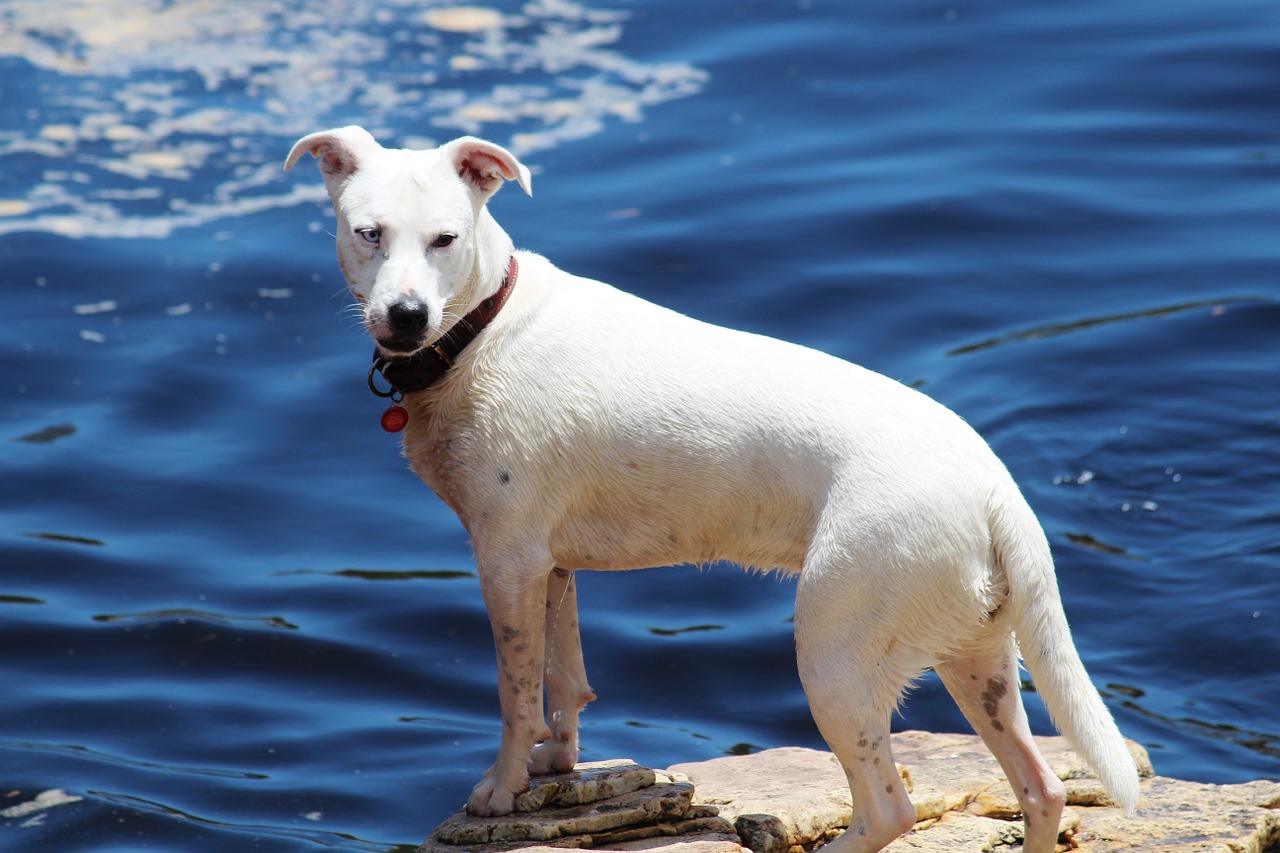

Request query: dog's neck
[{"left": 370, "top": 255, "right": 518, "bottom": 398}]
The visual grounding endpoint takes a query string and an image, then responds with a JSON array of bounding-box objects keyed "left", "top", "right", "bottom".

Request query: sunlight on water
[{"left": 0, "top": 0, "right": 706, "bottom": 239}]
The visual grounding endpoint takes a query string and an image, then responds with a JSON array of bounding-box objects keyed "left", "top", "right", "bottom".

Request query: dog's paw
[
  {"left": 465, "top": 771, "right": 524, "bottom": 817},
  {"left": 528, "top": 737, "right": 578, "bottom": 776}
]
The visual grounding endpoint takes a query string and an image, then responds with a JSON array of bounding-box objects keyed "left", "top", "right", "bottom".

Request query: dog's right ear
[{"left": 284, "top": 126, "right": 381, "bottom": 180}]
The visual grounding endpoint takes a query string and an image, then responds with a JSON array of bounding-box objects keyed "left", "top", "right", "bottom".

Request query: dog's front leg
[
  {"left": 529, "top": 568, "right": 596, "bottom": 776},
  {"left": 467, "top": 556, "right": 554, "bottom": 816}
]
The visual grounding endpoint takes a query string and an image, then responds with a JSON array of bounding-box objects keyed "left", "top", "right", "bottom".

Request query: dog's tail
[{"left": 990, "top": 491, "right": 1140, "bottom": 815}]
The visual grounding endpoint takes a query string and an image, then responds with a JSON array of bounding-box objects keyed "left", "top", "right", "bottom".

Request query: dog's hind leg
[
  {"left": 794, "top": 569, "right": 918, "bottom": 852},
  {"left": 529, "top": 567, "right": 596, "bottom": 775},
  {"left": 935, "top": 635, "right": 1066, "bottom": 853}
]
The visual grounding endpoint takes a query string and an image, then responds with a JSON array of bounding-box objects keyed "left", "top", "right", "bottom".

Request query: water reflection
[{"left": 0, "top": 0, "right": 707, "bottom": 239}]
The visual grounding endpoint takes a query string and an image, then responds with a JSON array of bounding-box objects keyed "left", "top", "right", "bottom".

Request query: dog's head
[{"left": 285, "top": 127, "right": 532, "bottom": 355}]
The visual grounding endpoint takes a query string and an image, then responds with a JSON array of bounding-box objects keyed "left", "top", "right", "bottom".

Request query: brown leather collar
[{"left": 369, "top": 255, "right": 518, "bottom": 397}]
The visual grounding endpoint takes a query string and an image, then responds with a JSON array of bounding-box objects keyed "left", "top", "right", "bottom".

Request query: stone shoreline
[{"left": 420, "top": 731, "right": 1280, "bottom": 853}]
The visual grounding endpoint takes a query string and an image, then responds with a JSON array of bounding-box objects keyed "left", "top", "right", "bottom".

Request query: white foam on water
[{"left": 0, "top": 789, "right": 85, "bottom": 819}]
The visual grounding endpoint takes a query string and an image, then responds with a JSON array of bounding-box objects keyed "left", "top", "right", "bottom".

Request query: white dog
[{"left": 285, "top": 128, "right": 1138, "bottom": 852}]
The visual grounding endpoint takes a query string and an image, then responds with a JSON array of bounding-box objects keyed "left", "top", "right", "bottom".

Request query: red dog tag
[{"left": 381, "top": 405, "right": 409, "bottom": 433}]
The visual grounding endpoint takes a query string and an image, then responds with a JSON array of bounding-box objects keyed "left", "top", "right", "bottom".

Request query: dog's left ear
[{"left": 443, "top": 136, "right": 533, "bottom": 199}]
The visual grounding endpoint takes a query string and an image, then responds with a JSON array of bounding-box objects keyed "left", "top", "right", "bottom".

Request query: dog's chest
[
  {"left": 397, "top": 381, "right": 548, "bottom": 525},
  {"left": 399, "top": 392, "right": 487, "bottom": 519}
]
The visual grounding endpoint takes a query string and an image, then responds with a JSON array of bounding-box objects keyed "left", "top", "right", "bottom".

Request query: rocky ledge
[{"left": 420, "top": 731, "right": 1280, "bottom": 853}]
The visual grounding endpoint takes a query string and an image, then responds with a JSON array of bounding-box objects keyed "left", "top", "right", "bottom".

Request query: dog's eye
[
  {"left": 432, "top": 233, "right": 456, "bottom": 249},
  {"left": 356, "top": 228, "right": 381, "bottom": 246}
]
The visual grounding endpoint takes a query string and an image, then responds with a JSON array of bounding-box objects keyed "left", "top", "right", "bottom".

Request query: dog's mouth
[{"left": 375, "top": 333, "right": 427, "bottom": 356}]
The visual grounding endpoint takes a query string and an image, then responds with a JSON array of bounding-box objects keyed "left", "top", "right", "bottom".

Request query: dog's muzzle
[
  {"left": 365, "top": 256, "right": 519, "bottom": 428},
  {"left": 378, "top": 299, "right": 431, "bottom": 353}
]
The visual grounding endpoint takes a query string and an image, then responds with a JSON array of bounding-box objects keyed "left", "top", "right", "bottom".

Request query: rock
[
  {"left": 514, "top": 760, "right": 659, "bottom": 812},
  {"left": 670, "top": 747, "right": 909, "bottom": 853},
  {"left": 885, "top": 810, "right": 1027, "bottom": 850},
  {"left": 604, "top": 832, "right": 748, "bottom": 853},
  {"left": 875, "top": 731, "right": 1005, "bottom": 823},
  {"left": 1067, "top": 775, "right": 1280, "bottom": 853},
  {"left": 421, "top": 764, "right": 738, "bottom": 853},
  {"left": 430, "top": 782, "right": 694, "bottom": 846},
  {"left": 885, "top": 730, "right": 1156, "bottom": 824},
  {"left": 420, "top": 732, "right": 1280, "bottom": 853}
]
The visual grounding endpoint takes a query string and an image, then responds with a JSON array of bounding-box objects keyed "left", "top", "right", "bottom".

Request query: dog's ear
[
  {"left": 284, "top": 126, "right": 380, "bottom": 180},
  {"left": 443, "top": 136, "right": 533, "bottom": 199}
]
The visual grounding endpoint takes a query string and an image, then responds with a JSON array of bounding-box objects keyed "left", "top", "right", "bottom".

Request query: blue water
[{"left": 2, "top": 1, "right": 1277, "bottom": 849}]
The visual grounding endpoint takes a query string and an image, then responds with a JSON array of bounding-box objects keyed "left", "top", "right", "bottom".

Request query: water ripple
[
  {"left": 22, "top": 532, "right": 106, "bottom": 547},
  {"left": 91, "top": 609, "right": 300, "bottom": 631},
  {"left": 88, "top": 790, "right": 416, "bottom": 852},
  {"left": 15, "top": 423, "right": 77, "bottom": 444},
  {"left": 0, "top": 739, "right": 269, "bottom": 782},
  {"left": 946, "top": 296, "right": 1266, "bottom": 356},
  {"left": 278, "top": 568, "right": 475, "bottom": 582}
]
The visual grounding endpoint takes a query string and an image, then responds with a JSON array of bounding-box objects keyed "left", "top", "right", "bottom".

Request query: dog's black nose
[{"left": 387, "top": 299, "right": 430, "bottom": 339}]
